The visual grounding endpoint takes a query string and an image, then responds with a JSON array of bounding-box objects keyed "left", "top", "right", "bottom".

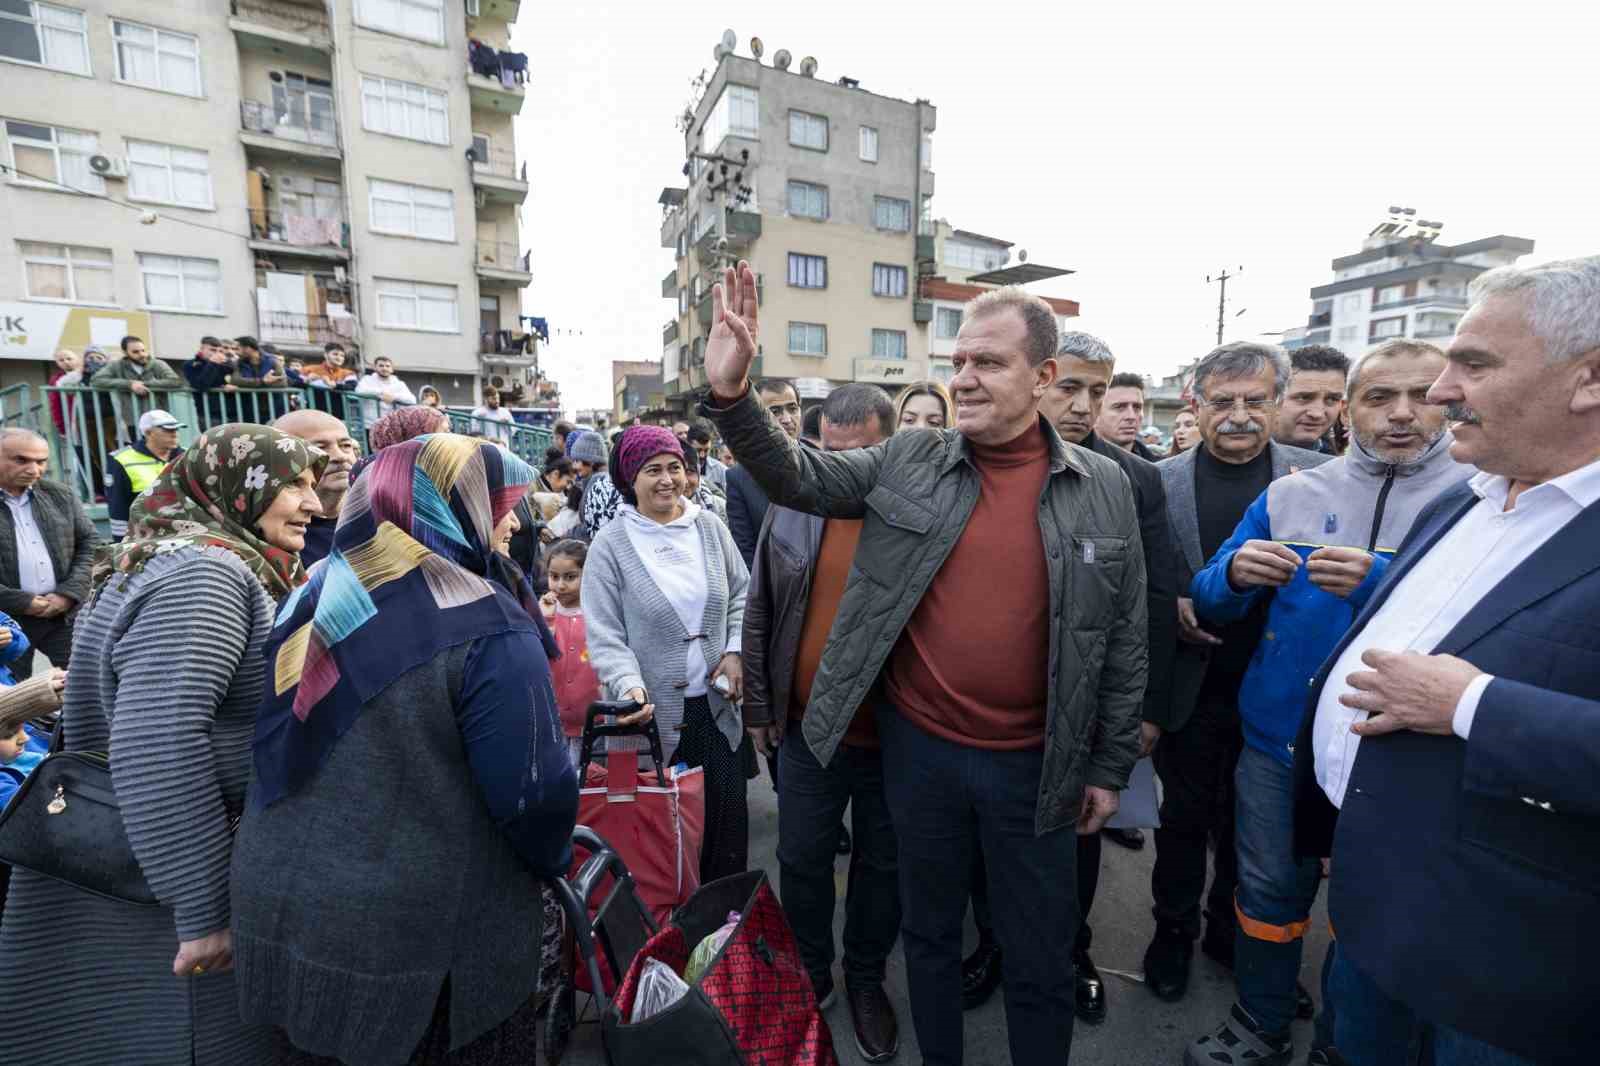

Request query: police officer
[{"left": 106, "top": 409, "right": 182, "bottom": 540}]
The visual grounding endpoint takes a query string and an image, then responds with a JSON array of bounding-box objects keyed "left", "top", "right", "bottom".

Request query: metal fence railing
[
  {"left": 469, "top": 145, "right": 526, "bottom": 182},
  {"left": 13, "top": 386, "right": 552, "bottom": 516},
  {"left": 476, "top": 240, "right": 530, "bottom": 273}
]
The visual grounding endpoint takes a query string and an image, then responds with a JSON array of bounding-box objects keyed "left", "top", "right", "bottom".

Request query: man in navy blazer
[{"left": 1292, "top": 255, "right": 1600, "bottom": 1066}]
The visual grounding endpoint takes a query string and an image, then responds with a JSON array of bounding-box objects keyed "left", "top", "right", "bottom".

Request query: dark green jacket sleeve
[{"left": 701, "top": 387, "right": 884, "bottom": 519}]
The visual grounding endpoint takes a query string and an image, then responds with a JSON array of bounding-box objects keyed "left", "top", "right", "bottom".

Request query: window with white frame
[
  {"left": 273, "top": 72, "right": 336, "bottom": 141},
  {"left": 360, "top": 75, "right": 448, "bottom": 145},
  {"left": 375, "top": 278, "right": 458, "bottom": 332},
  {"left": 18, "top": 241, "right": 113, "bottom": 303},
  {"left": 1335, "top": 325, "right": 1359, "bottom": 346},
  {"left": 872, "top": 263, "right": 907, "bottom": 298},
  {"left": 355, "top": 0, "right": 444, "bottom": 44},
  {"left": 4, "top": 120, "right": 102, "bottom": 194},
  {"left": 873, "top": 196, "right": 911, "bottom": 232},
  {"left": 701, "top": 84, "right": 758, "bottom": 149},
  {"left": 127, "top": 141, "right": 212, "bottom": 208},
  {"left": 137, "top": 253, "right": 221, "bottom": 313},
  {"left": 369, "top": 179, "right": 454, "bottom": 241},
  {"left": 691, "top": 206, "right": 716, "bottom": 242},
  {"left": 112, "top": 20, "right": 200, "bottom": 96},
  {"left": 920, "top": 132, "right": 933, "bottom": 168},
  {"left": 788, "top": 110, "right": 827, "bottom": 151},
  {"left": 943, "top": 239, "right": 1007, "bottom": 272},
  {"left": 788, "top": 322, "right": 826, "bottom": 356},
  {"left": 675, "top": 229, "right": 686, "bottom": 259},
  {"left": 871, "top": 329, "right": 907, "bottom": 359},
  {"left": 1369, "top": 316, "right": 1405, "bottom": 340},
  {"left": 787, "top": 253, "right": 826, "bottom": 289},
  {"left": 1374, "top": 283, "right": 1406, "bottom": 306},
  {"left": 0, "top": 2, "right": 89, "bottom": 74},
  {"left": 935, "top": 307, "right": 962, "bottom": 339},
  {"left": 786, "top": 180, "right": 827, "bottom": 220},
  {"left": 858, "top": 125, "right": 878, "bottom": 163}
]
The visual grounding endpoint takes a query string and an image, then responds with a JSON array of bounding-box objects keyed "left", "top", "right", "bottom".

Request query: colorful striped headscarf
[
  {"left": 252, "top": 433, "right": 538, "bottom": 805},
  {"left": 109, "top": 424, "right": 326, "bottom": 600}
]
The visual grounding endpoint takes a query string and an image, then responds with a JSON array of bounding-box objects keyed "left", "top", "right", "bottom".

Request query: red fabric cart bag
[
  {"left": 604, "top": 870, "right": 839, "bottom": 1066},
  {"left": 572, "top": 752, "right": 705, "bottom": 993}
]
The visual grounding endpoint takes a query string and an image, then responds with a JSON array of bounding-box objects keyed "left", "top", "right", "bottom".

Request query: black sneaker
[
  {"left": 1143, "top": 923, "right": 1193, "bottom": 1002},
  {"left": 1183, "top": 1004, "right": 1293, "bottom": 1066},
  {"left": 961, "top": 940, "right": 1003, "bottom": 1010}
]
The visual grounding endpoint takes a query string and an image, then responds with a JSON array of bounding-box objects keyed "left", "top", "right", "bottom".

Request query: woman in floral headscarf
[{"left": 0, "top": 425, "right": 324, "bottom": 1066}]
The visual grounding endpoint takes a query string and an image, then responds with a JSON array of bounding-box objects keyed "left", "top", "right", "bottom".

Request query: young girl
[{"left": 539, "top": 540, "right": 601, "bottom": 767}]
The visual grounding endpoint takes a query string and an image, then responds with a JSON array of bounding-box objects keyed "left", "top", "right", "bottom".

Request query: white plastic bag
[{"left": 631, "top": 958, "right": 690, "bottom": 1022}]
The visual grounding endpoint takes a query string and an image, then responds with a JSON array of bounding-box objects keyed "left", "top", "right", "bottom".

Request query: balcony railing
[
  {"left": 230, "top": 0, "right": 330, "bottom": 38},
  {"left": 260, "top": 311, "right": 356, "bottom": 347},
  {"left": 469, "top": 145, "right": 526, "bottom": 182},
  {"left": 477, "top": 240, "right": 530, "bottom": 273},
  {"left": 240, "top": 99, "right": 338, "bottom": 147},
  {"left": 663, "top": 320, "right": 680, "bottom": 345},
  {"left": 247, "top": 209, "right": 348, "bottom": 249}
]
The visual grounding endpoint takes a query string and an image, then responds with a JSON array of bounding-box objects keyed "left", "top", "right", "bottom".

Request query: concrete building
[
  {"left": 656, "top": 39, "right": 1075, "bottom": 410},
  {"left": 1282, "top": 213, "right": 1533, "bottom": 355},
  {"left": 611, "top": 357, "right": 665, "bottom": 425},
  {"left": 0, "top": 0, "right": 532, "bottom": 402}
]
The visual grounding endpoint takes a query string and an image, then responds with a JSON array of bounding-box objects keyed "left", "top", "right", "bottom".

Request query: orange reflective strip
[{"left": 1235, "top": 896, "right": 1310, "bottom": 944}]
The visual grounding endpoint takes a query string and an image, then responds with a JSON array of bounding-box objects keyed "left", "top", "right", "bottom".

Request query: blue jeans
[
  {"left": 1233, "top": 744, "right": 1325, "bottom": 1033},
  {"left": 1331, "top": 950, "right": 1540, "bottom": 1066},
  {"left": 878, "top": 704, "right": 1077, "bottom": 1066},
  {"left": 776, "top": 718, "right": 901, "bottom": 989}
]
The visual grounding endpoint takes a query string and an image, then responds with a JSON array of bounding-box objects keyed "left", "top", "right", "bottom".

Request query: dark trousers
[
  {"left": 776, "top": 718, "right": 900, "bottom": 989},
  {"left": 668, "top": 696, "right": 751, "bottom": 883},
  {"left": 14, "top": 615, "right": 73, "bottom": 681},
  {"left": 1150, "top": 692, "right": 1242, "bottom": 937},
  {"left": 971, "top": 829, "right": 1100, "bottom": 956},
  {"left": 879, "top": 704, "right": 1077, "bottom": 1066}
]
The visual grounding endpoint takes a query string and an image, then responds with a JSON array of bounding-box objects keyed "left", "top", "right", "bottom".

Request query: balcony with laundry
[
  {"left": 254, "top": 269, "right": 358, "bottom": 356},
  {"left": 466, "top": 37, "right": 528, "bottom": 115},
  {"left": 229, "top": 0, "right": 331, "bottom": 62},
  {"left": 245, "top": 167, "right": 347, "bottom": 262}
]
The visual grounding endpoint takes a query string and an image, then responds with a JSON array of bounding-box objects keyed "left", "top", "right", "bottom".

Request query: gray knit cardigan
[{"left": 582, "top": 506, "right": 749, "bottom": 754}]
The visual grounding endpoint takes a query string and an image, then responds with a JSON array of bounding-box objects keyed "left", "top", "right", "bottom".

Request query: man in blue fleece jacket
[{"left": 1183, "top": 340, "right": 1471, "bottom": 1066}]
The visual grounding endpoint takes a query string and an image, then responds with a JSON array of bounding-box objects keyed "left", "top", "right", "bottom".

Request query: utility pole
[{"left": 1206, "top": 266, "right": 1242, "bottom": 345}]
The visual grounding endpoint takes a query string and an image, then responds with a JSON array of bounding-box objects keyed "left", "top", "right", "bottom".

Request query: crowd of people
[{"left": 0, "top": 251, "right": 1593, "bottom": 1066}]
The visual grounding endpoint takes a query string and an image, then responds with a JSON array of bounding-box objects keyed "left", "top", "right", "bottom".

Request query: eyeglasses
[{"left": 1202, "top": 395, "right": 1273, "bottom": 413}]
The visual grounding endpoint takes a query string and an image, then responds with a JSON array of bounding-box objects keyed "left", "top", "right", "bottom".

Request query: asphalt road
[{"left": 556, "top": 765, "right": 1332, "bottom": 1066}]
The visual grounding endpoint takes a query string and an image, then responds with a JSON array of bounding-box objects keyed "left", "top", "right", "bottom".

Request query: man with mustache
[
  {"left": 1146, "top": 342, "right": 1329, "bottom": 1003},
  {"left": 272, "top": 410, "right": 358, "bottom": 566},
  {"left": 1294, "top": 256, "right": 1600, "bottom": 1066},
  {"left": 1184, "top": 339, "right": 1468, "bottom": 1066}
]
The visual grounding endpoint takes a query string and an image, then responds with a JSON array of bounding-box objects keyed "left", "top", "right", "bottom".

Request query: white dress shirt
[
  {"left": 1314, "top": 455, "right": 1600, "bottom": 808},
  {"left": 4, "top": 488, "right": 57, "bottom": 596}
]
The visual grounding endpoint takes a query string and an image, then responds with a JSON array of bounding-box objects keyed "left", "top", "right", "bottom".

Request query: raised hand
[{"left": 704, "top": 260, "right": 760, "bottom": 401}]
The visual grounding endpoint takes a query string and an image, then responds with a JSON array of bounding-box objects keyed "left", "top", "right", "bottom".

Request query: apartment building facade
[
  {"left": 0, "top": 0, "right": 532, "bottom": 403},
  {"left": 656, "top": 44, "right": 1079, "bottom": 411},
  {"left": 1281, "top": 222, "right": 1534, "bottom": 355}
]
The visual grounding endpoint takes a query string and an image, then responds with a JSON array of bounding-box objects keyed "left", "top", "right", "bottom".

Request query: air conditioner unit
[
  {"left": 465, "top": 0, "right": 479, "bottom": 14},
  {"left": 88, "top": 154, "right": 128, "bottom": 180}
]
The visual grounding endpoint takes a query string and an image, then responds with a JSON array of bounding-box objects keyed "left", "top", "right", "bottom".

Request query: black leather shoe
[
  {"left": 1296, "top": 981, "right": 1315, "bottom": 1020},
  {"left": 1074, "top": 950, "right": 1107, "bottom": 1024},
  {"left": 1101, "top": 826, "right": 1146, "bottom": 850},
  {"left": 1201, "top": 921, "right": 1235, "bottom": 971},
  {"left": 848, "top": 982, "right": 900, "bottom": 1062},
  {"left": 961, "top": 940, "right": 1003, "bottom": 1010},
  {"left": 1143, "top": 923, "right": 1193, "bottom": 1002},
  {"left": 837, "top": 825, "right": 853, "bottom": 855}
]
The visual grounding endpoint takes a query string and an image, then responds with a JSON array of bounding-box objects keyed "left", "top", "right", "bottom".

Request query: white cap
[{"left": 137, "top": 410, "right": 184, "bottom": 434}]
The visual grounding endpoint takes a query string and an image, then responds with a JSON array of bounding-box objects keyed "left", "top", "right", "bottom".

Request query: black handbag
[{"left": 0, "top": 749, "right": 160, "bottom": 907}]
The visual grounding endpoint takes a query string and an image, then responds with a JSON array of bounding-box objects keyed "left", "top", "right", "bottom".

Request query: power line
[{"left": 0, "top": 162, "right": 254, "bottom": 242}]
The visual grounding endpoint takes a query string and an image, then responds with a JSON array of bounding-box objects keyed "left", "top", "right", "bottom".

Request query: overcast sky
[{"left": 514, "top": 1, "right": 1597, "bottom": 413}]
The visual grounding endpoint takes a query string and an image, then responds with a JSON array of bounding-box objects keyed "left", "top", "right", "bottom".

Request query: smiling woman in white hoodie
[{"left": 581, "top": 425, "right": 754, "bottom": 882}]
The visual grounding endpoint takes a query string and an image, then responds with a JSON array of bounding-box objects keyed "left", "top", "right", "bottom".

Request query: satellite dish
[
  {"left": 1018, "top": 249, "right": 1028, "bottom": 263},
  {"left": 749, "top": 36, "right": 764, "bottom": 59},
  {"left": 713, "top": 43, "right": 730, "bottom": 61},
  {"left": 799, "top": 56, "right": 817, "bottom": 77},
  {"left": 721, "top": 29, "right": 737, "bottom": 51},
  {"left": 773, "top": 49, "right": 791, "bottom": 70}
]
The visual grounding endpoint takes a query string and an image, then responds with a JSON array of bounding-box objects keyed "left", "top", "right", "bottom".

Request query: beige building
[{"left": 0, "top": 0, "right": 532, "bottom": 402}]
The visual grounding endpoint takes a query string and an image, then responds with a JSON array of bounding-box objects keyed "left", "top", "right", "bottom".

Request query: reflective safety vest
[{"left": 111, "top": 446, "right": 167, "bottom": 497}]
